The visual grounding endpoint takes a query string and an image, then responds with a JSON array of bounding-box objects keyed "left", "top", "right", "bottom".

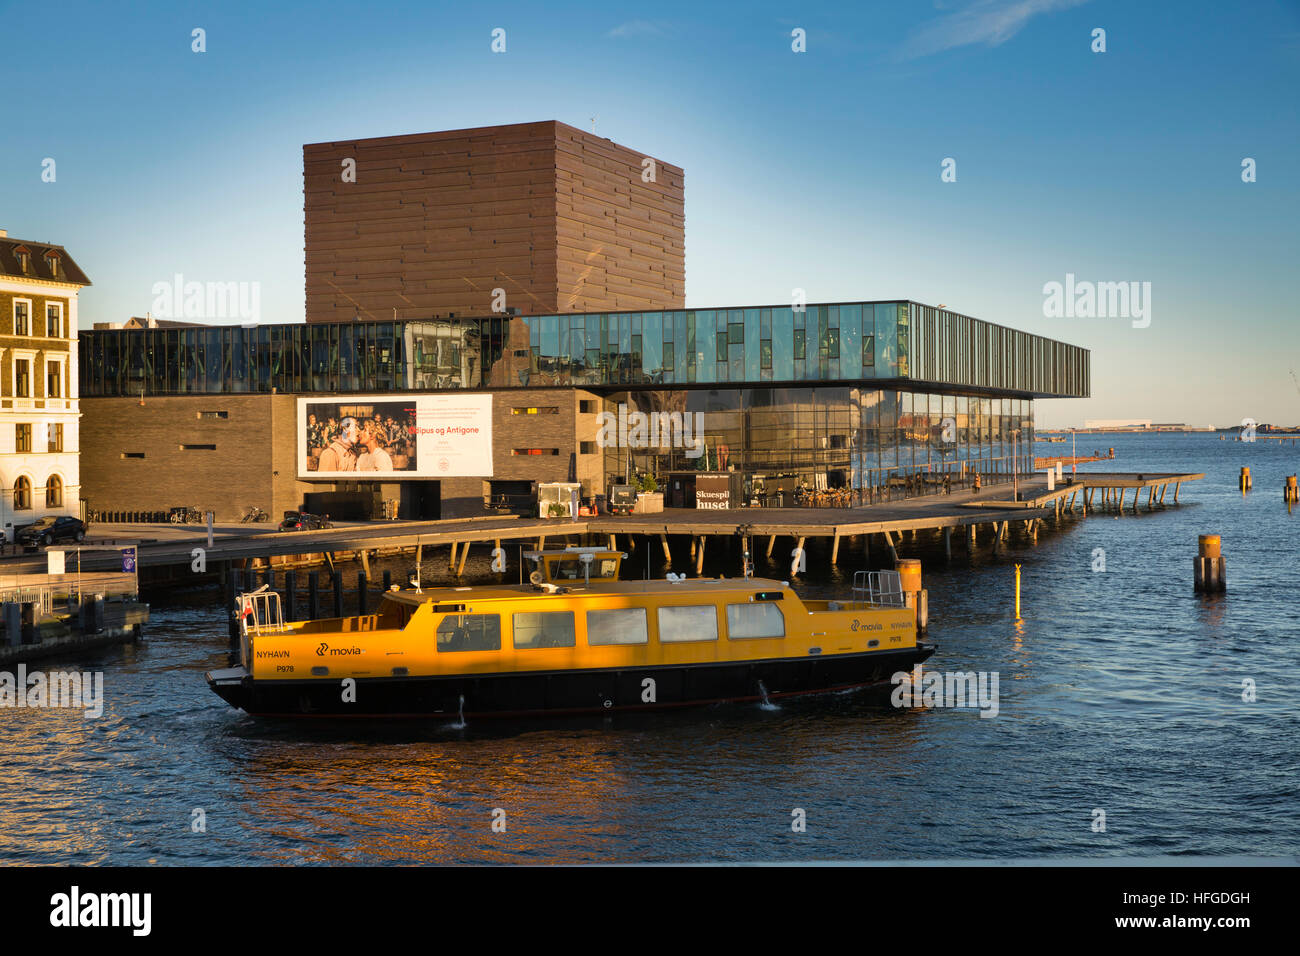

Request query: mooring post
[
  {"left": 357, "top": 570, "right": 367, "bottom": 615},
  {"left": 383, "top": 569, "right": 392, "bottom": 592},
  {"left": 1193, "top": 534, "right": 1226, "bottom": 592},
  {"left": 991, "top": 523, "right": 1003, "bottom": 557},
  {"left": 284, "top": 569, "right": 297, "bottom": 621},
  {"left": 830, "top": 531, "right": 841, "bottom": 565},
  {"left": 944, "top": 527, "right": 952, "bottom": 560},
  {"left": 333, "top": 570, "right": 344, "bottom": 617},
  {"left": 308, "top": 571, "right": 320, "bottom": 619}
]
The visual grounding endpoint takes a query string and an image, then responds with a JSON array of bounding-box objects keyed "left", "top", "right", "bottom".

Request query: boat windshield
[{"left": 542, "top": 554, "right": 620, "bottom": 582}]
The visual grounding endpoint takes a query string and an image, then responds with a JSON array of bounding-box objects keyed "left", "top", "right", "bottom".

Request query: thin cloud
[
  {"left": 606, "top": 20, "right": 668, "bottom": 39},
  {"left": 901, "top": 0, "right": 1090, "bottom": 59}
]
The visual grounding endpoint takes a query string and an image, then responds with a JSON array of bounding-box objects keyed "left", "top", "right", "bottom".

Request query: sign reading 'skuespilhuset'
[{"left": 297, "top": 394, "right": 493, "bottom": 478}]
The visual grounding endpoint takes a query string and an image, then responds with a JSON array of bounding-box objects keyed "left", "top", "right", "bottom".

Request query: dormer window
[
  {"left": 14, "top": 246, "right": 31, "bottom": 273},
  {"left": 45, "top": 251, "right": 60, "bottom": 278}
]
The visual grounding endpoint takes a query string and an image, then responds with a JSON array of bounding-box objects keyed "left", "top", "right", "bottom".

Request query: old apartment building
[{"left": 0, "top": 230, "right": 89, "bottom": 538}]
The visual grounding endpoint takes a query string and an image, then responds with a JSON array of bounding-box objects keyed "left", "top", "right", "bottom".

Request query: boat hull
[{"left": 208, "top": 644, "right": 936, "bottom": 718}]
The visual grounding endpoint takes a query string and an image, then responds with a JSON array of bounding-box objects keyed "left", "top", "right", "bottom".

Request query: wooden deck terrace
[{"left": 0, "top": 473, "right": 1204, "bottom": 582}]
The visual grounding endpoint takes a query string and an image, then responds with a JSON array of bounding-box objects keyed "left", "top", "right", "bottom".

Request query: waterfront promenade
[{"left": 0, "top": 472, "right": 1203, "bottom": 582}]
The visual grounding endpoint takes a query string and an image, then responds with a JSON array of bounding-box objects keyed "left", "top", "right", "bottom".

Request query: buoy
[
  {"left": 1285, "top": 475, "right": 1298, "bottom": 503},
  {"left": 1193, "top": 534, "right": 1226, "bottom": 593},
  {"left": 1239, "top": 467, "right": 1252, "bottom": 492}
]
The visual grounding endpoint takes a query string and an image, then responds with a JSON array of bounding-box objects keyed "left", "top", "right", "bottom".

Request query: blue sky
[{"left": 3, "top": 0, "right": 1298, "bottom": 427}]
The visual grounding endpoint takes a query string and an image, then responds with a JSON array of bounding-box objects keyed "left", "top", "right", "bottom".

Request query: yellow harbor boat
[{"left": 206, "top": 547, "right": 936, "bottom": 718}]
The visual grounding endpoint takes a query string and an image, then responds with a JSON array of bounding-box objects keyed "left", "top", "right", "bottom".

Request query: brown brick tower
[{"left": 303, "top": 120, "right": 684, "bottom": 322}]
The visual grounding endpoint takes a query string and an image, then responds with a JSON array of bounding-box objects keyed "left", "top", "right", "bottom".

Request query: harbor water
[{"left": 2, "top": 433, "right": 1297, "bottom": 864}]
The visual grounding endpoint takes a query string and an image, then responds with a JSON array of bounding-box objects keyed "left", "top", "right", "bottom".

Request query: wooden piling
[
  {"left": 448, "top": 541, "right": 459, "bottom": 571},
  {"left": 333, "top": 571, "right": 344, "bottom": 617},
  {"left": 695, "top": 536, "right": 707, "bottom": 575},
  {"left": 357, "top": 570, "right": 368, "bottom": 615},
  {"left": 767, "top": 534, "right": 777, "bottom": 558},
  {"left": 830, "top": 531, "right": 841, "bottom": 565},
  {"left": 284, "top": 569, "right": 297, "bottom": 621},
  {"left": 883, "top": 530, "right": 898, "bottom": 566},
  {"left": 308, "top": 571, "right": 320, "bottom": 619},
  {"left": 457, "top": 541, "right": 470, "bottom": 576},
  {"left": 944, "top": 527, "right": 952, "bottom": 560}
]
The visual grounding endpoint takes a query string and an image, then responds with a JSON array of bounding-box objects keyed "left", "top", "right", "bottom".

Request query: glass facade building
[{"left": 80, "top": 300, "right": 1087, "bottom": 503}]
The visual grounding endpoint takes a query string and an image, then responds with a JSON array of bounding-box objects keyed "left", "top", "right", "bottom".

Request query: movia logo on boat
[
  {"left": 316, "top": 643, "right": 361, "bottom": 657},
  {"left": 891, "top": 664, "right": 1000, "bottom": 719}
]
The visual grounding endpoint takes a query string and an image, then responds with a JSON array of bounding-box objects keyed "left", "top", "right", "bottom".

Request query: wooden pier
[{"left": 0, "top": 473, "right": 1205, "bottom": 591}]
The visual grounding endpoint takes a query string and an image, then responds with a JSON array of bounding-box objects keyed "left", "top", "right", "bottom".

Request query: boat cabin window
[
  {"left": 586, "top": 607, "right": 649, "bottom": 646},
  {"left": 513, "top": 611, "right": 576, "bottom": 649},
  {"left": 657, "top": 605, "right": 719, "bottom": 643},
  {"left": 436, "top": 614, "right": 501, "bottom": 652},
  {"left": 726, "top": 603, "right": 785, "bottom": 639}
]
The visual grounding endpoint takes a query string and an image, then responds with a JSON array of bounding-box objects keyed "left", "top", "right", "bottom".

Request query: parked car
[
  {"left": 16, "top": 516, "right": 87, "bottom": 547},
  {"left": 278, "top": 511, "right": 333, "bottom": 532}
]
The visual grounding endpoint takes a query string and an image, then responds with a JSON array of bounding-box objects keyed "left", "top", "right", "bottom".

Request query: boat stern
[{"left": 206, "top": 666, "right": 252, "bottom": 712}]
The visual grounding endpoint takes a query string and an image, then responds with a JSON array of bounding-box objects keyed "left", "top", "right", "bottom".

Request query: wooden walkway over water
[{"left": 0, "top": 472, "right": 1204, "bottom": 584}]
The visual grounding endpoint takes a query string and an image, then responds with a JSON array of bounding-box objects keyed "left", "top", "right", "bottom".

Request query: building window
[
  {"left": 46, "top": 361, "right": 63, "bottom": 398},
  {"left": 15, "top": 424, "right": 32, "bottom": 453},
  {"left": 657, "top": 605, "right": 719, "bottom": 643},
  {"left": 14, "top": 302, "right": 30, "bottom": 336},
  {"left": 511, "top": 448, "right": 560, "bottom": 456},
  {"left": 46, "top": 303, "right": 64, "bottom": 338},
  {"left": 578, "top": 400, "right": 596, "bottom": 414},
  {"left": 45, "top": 252, "right": 60, "bottom": 279},
  {"left": 121, "top": 452, "right": 145, "bottom": 459},
  {"left": 45, "top": 475, "right": 62, "bottom": 508},
  {"left": 435, "top": 613, "right": 501, "bottom": 652},
  {"left": 180, "top": 444, "right": 217, "bottom": 450},
  {"left": 198, "top": 410, "right": 229, "bottom": 419},
  {"left": 586, "top": 607, "right": 648, "bottom": 646},
  {"left": 510, "top": 406, "right": 559, "bottom": 415},
  {"left": 13, "top": 476, "right": 31, "bottom": 511},
  {"left": 15, "top": 359, "right": 31, "bottom": 397},
  {"left": 512, "top": 611, "right": 576, "bottom": 649},
  {"left": 863, "top": 335, "right": 875, "bottom": 368},
  {"left": 579, "top": 441, "right": 596, "bottom": 455},
  {"left": 48, "top": 423, "right": 63, "bottom": 453},
  {"left": 15, "top": 250, "right": 30, "bottom": 273},
  {"left": 793, "top": 329, "right": 806, "bottom": 360}
]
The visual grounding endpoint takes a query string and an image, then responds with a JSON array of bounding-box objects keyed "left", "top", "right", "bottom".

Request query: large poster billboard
[{"left": 298, "top": 394, "right": 493, "bottom": 478}]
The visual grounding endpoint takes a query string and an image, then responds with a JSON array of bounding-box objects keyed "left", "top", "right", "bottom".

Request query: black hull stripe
[{"left": 211, "top": 646, "right": 937, "bottom": 719}]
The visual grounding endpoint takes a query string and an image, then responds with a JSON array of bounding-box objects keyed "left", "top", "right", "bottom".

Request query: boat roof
[{"left": 382, "top": 577, "right": 792, "bottom": 607}]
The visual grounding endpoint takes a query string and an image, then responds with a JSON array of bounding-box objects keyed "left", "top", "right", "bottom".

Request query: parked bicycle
[
  {"left": 169, "top": 506, "right": 203, "bottom": 524},
  {"left": 241, "top": 506, "right": 270, "bottom": 523}
]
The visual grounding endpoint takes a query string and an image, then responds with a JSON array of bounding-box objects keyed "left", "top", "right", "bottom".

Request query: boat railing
[
  {"left": 237, "top": 585, "right": 286, "bottom": 636},
  {"left": 850, "top": 570, "right": 906, "bottom": 609}
]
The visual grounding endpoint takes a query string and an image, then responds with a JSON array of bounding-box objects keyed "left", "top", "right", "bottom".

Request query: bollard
[
  {"left": 264, "top": 565, "right": 276, "bottom": 590},
  {"left": 308, "top": 571, "right": 320, "bottom": 619},
  {"left": 1285, "top": 475, "right": 1298, "bottom": 503},
  {"left": 358, "top": 570, "right": 368, "bottom": 615},
  {"left": 333, "top": 571, "right": 344, "bottom": 617},
  {"left": 1014, "top": 563, "right": 1021, "bottom": 619},
  {"left": 1193, "top": 534, "right": 1226, "bottom": 593},
  {"left": 383, "top": 569, "right": 392, "bottom": 591},
  {"left": 1239, "top": 467, "right": 1252, "bottom": 492},
  {"left": 897, "top": 558, "right": 925, "bottom": 633},
  {"left": 284, "top": 569, "right": 297, "bottom": 621}
]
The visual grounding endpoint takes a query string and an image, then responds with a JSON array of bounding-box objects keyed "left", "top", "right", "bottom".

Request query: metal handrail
[
  {"left": 851, "top": 570, "right": 905, "bottom": 608},
  {"left": 238, "top": 585, "right": 286, "bottom": 635}
]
